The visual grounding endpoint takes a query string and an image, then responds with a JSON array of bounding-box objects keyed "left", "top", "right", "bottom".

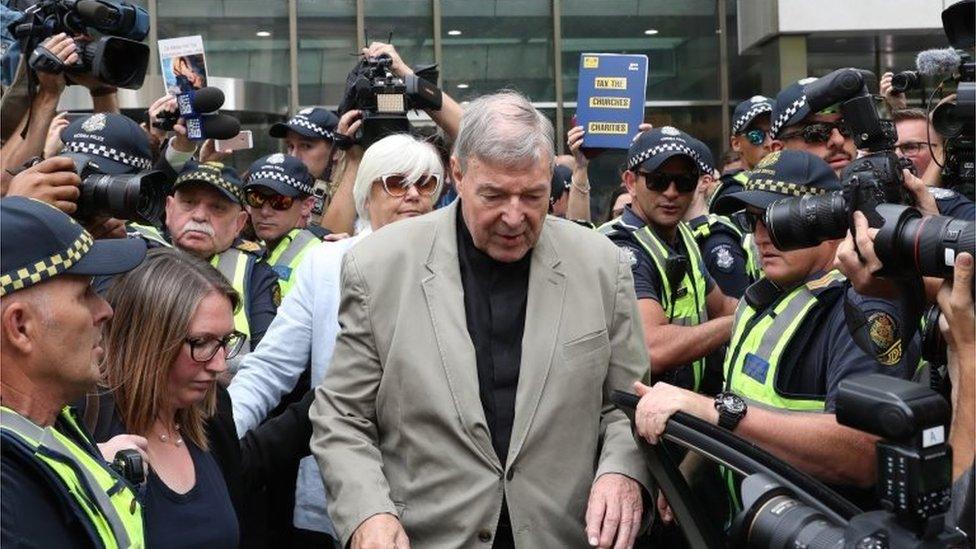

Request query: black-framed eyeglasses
[
  {"left": 778, "top": 121, "right": 852, "bottom": 144},
  {"left": 638, "top": 171, "right": 698, "bottom": 194},
  {"left": 744, "top": 128, "right": 767, "bottom": 146},
  {"left": 377, "top": 173, "right": 439, "bottom": 198},
  {"left": 184, "top": 331, "right": 247, "bottom": 363}
]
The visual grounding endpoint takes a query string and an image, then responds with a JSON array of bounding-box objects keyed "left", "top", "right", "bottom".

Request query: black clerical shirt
[{"left": 456, "top": 205, "right": 532, "bottom": 466}]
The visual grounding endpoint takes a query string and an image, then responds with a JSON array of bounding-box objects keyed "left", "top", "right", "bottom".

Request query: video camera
[
  {"left": 14, "top": 0, "right": 150, "bottom": 89},
  {"left": 61, "top": 152, "right": 167, "bottom": 226},
  {"left": 762, "top": 67, "right": 975, "bottom": 280},
  {"left": 732, "top": 374, "right": 966, "bottom": 548},
  {"left": 338, "top": 52, "right": 443, "bottom": 149}
]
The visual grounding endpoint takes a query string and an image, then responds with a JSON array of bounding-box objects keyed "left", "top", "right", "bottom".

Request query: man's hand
[
  {"left": 585, "top": 473, "right": 643, "bottom": 549},
  {"left": 937, "top": 252, "right": 975, "bottom": 351},
  {"left": 902, "top": 169, "right": 938, "bottom": 216},
  {"left": 6, "top": 156, "right": 81, "bottom": 213},
  {"left": 350, "top": 513, "right": 410, "bottom": 549},
  {"left": 85, "top": 216, "right": 127, "bottom": 239},
  {"left": 567, "top": 125, "right": 589, "bottom": 169},
  {"left": 198, "top": 139, "right": 230, "bottom": 164},
  {"left": 147, "top": 95, "right": 177, "bottom": 142},
  {"left": 879, "top": 72, "right": 908, "bottom": 112},
  {"left": 96, "top": 434, "right": 149, "bottom": 469},
  {"left": 633, "top": 381, "right": 717, "bottom": 445},
  {"left": 362, "top": 42, "right": 413, "bottom": 78},
  {"left": 631, "top": 123, "right": 653, "bottom": 144},
  {"left": 834, "top": 211, "right": 899, "bottom": 298},
  {"left": 656, "top": 491, "right": 673, "bottom": 524},
  {"left": 43, "top": 112, "right": 71, "bottom": 159},
  {"left": 34, "top": 33, "right": 78, "bottom": 97}
]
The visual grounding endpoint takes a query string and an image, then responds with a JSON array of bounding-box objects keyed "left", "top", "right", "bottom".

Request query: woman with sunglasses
[{"left": 228, "top": 132, "right": 443, "bottom": 548}]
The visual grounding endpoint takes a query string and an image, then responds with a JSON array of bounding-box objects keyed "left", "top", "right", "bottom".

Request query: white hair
[
  {"left": 353, "top": 133, "right": 445, "bottom": 227},
  {"left": 452, "top": 90, "right": 554, "bottom": 174}
]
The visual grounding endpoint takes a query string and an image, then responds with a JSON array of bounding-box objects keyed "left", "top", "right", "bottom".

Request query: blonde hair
[{"left": 102, "top": 247, "right": 239, "bottom": 450}]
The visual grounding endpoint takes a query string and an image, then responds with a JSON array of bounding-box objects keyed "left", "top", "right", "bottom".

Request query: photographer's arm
[
  {"left": 937, "top": 253, "right": 975, "bottom": 481},
  {"left": 320, "top": 111, "right": 364, "bottom": 235},
  {"left": 633, "top": 382, "right": 878, "bottom": 487}
]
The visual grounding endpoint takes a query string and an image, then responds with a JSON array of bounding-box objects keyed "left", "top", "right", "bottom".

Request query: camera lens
[
  {"left": 890, "top": 71, "right": 919, "bottom": 94},
  {"left": 765, "top": 193, "right": 849, "bottom": 251},
  {"left": 78, "top": 172, "right": 166, "bottom": 226},
  {"left": 743, "top": 493, "right": 845, "bottom": 549},
  {"left": 875, "top": 204, "right": 976, "bottom": 279},
  {"left": 73, "top": 37, "right": 149, "bottom": 89}
]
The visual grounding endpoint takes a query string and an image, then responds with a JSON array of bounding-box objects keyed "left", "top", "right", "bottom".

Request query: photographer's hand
[
  {"left": 834, "top": 211, "right": 899, "bottom": 298},
  {"left": 363, "top": 42, "right": 413, "bottom": 77},
  {"left": 938, "top": 253, "right": 975, "bottom": 480},
  {"left": 147, "top": 95, "right": 177, "bottom": 143},
  {"left": 937, "top": 253, "right": 975, "bottom": 352},
  {"left": 43, "top": 112, "right": 70, "bottom": 159},
  {"left": 879, "top": 71, "right": 908, "bottom": 112},
  {"left": 6, "top": 157, "right": 81, "bottom": 214},
  {"left": 34, "top": 34, "right": 78, "bottom": 98},
  {"left": 902, "top": 169, "right": 939, "bottom": 216}
]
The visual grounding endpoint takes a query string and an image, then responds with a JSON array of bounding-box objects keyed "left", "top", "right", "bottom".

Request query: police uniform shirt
[
  {"left": 609, "top": 206, "right": 715, "bottom": 303},
  {"left": 688, "top": 215, "right": 751, "bottom": 299},
  {"left": 931, "top": 187, "right": 976, "bottom": 220},
  {"left": 752, "top": 276, "right": 918, "bottom": 412}
]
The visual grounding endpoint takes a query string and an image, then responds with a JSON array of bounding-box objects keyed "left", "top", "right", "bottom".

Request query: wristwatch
[{"left": 714, "top": 392, "right": 747, "bottom": 431}]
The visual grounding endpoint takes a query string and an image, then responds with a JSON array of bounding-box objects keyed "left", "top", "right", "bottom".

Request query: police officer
[
  {"left": 270, "top": 107, "right": 348, "bottom": 235},
  {"left": 706, "top": 97, "right": 774, "bottom": 213},
  {"left": 549, "top": 164, "right": 572, "bottom": 218},
  {"left": 633, "top": 150, "right": 919, "bottom": 515},
  {"left": 1, "top": 197, "right": 147, "bottom": 548},
  {"left": 600, "top": 127, "right": 737, "bottom": 393},
  {"left": 130, "top": 161, "right": 279, "bottom": 351},
  {"left": 242, "top": 153, "right": 324, "bottom": 299},
  {"left": 685, "top": 136, "right": 761, "bottom": 298}
]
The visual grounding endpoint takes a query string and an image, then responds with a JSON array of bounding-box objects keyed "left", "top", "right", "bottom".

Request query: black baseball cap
[
  {"left": 174, "top": 160, "right": 245, "bottom": 204},
  {"left": 713, "top": 150, "right": 841, "bottom": 215},
  {"left": 269, "top": 107, "right": 339, "bottom": 142},
  {"left": 627, "top": 127, "right": 703, "bottom": 176},
  {"left": 60, "top": 113, "right": 154, "bottom": 175},
  {"left": 686, "top": 135, "right": 715, "bottom": 175},
  {"left": 550, "top": 164, "right": 572, "bottom": 204},
  {"left": 731, "top": 95, "right": 774, "bottom": 135},
  {"left": 0, "top": 197, "right": 147, "bottom": 296},
  {"left": 769, "top": 77, "right": 821, "bottom": 138},
  {"left": 244, "top": 154, "right": 314, "bottom": 198}
]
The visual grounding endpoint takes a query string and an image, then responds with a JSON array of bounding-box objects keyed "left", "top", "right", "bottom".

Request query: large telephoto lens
[
  {"left": 765, "top": 193, "right": 849, "bottom": 251},
  {"left": 874, "top": 204, "right": 976, "bottom": 279},
  {"left": 733, "top": 474, "right": 845, "bottom": 549},
  {"left": 79, "top": 171, "right": 167, "bottom": 226}
]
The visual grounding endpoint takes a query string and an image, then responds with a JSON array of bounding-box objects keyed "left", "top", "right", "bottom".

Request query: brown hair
[
  {"left": 891, "top": 108, "right": 929, "bottom": 123},
  {"left": 102, "top": 247, "right": 239, "bottom": 450}
]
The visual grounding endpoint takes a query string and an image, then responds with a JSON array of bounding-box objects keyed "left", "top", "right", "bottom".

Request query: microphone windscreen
[
  {"left": 915, "top": 48, "right": 961, "bottom": 79},
  {"left": 200, "top": 114, "right": 241, "bottom": 140},
  {"left": 189, "top": 87, "right": 225, "bottom": 114}
]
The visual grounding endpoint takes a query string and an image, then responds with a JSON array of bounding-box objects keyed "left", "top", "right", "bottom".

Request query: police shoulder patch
[
  {"left": 712, "top": 244, "right": 735, "bottom": 272},
  {"left": 868, "top": 311, "right": 902, "bottom": 366}
]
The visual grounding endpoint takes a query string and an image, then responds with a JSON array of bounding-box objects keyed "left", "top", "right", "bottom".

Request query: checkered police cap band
[
  {"left": 744, "top": 178, "right": 828, "bottom": 198},
  {"left": 176, "top": 170, "right": 244, "bottom": 202},
  {"left": 628, "top": 142, "right": 703, "bottom": 171},
  {"left": 250, "top": 170, "right": 314, "bottom": 195},
  {"left": 289, "top": 117, "right": 336, "bottom": 141},
  {"left": 63, "top": 141, "right": 153, "bottom": 171},
  {"left": 769, "top": 95, "right": 807, "bottom": 138},
  {"left": 0, "top": 230, "right": 93, "bottom": 297},
  {"left": 732, "top": 103, "right": 774, "bottom": 134}
]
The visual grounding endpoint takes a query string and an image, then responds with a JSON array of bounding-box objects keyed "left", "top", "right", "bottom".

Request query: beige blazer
[{"left": 310, "top": 200, "right": 651, "bottom": 548}]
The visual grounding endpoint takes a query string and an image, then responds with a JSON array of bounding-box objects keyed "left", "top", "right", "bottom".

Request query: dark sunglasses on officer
[
  {"left": 245, "top": 188, "right": 297, "bottom": 211},
  {"left": 778, "top": 120, "right": 851, "bottom": 144},
  {"left": 637, "top": 170, "right": 698, "bottom": 194}
]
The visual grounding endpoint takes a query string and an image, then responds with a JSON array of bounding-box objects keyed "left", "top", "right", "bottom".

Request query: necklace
[{"left": 157, "top": 422, "right": 183, "bottom": 446}]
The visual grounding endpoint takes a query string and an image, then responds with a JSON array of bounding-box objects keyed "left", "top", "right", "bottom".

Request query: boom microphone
[{"left": 916, "top": 48, "right": 962, "bottom": 79}]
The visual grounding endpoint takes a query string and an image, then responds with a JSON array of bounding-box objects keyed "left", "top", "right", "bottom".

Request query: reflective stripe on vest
[
  {"left": 265, "top": 228, "right": 320, "bottom": 298},
  {"left": 741, "top": 233, "right": 762, "bottom": 281},
  {"left": 0, "top": 406, "right": 144, "bottom": 549},
  {"left": 631, "top": 222, "right": 709, "bottom": 392},
  {"left": 210, "top": 248, "right": 251, "bottom": 339}
]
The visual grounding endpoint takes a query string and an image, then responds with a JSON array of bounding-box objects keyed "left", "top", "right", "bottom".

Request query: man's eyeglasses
[
  {"left": 245, "top": 189, "right": 295, "bottom": 211},
  {"left": 377, "top": 173, "right": 439, "bottom": 198},
  {"left": 184, "top": 331, "right": 247, "bottom": 363},
  {"left": 744, "top": 128, "right": 768, "bottom": 146},
  {"left": 894, "top": 141, "right": 938, "bottom": 156},
  {"left": 778, "top": 121, "right": 852, "bottom": 144},
  {"left": 638, "top": 171, "right": 698, "bottom": 194}
]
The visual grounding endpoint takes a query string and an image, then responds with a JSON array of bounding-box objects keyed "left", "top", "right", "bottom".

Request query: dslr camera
[
  {"left": 732, "top": 374, "right": 966, "bottom": 548},
  {"left": 338, "top": 52, "right": 443, "bottom": 148},
  {"left": 764, "top": 68, "right": 975, "bottom": 280},
  {"left": 14, "top": 0, "right": 150, "bottom": 89},
  {"left": 61, "top": 152, "right": 167, "bottom": 226}
]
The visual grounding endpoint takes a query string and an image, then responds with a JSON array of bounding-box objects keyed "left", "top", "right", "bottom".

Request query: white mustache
[{"left": 182, "top": 220, "right": 215, "bottom": 237}]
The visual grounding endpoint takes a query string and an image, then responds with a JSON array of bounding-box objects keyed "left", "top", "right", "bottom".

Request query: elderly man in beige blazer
[{"left": 310, "top": 90, "right": 651, "bottom": 549}]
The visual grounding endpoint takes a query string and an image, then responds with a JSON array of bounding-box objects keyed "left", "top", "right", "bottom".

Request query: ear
[
  {"left": 450, "top": 156, "right": 464, "bottom": 192},
  {"left": 1, "top": 300, "right": 35, "bottom": 356},
  {"left": 300, "top": 195, "right": 316, "bottom": 218},
  {"left": 233, "top": 208, "right": 248, "bottom": 237},
  {"left": 730, "top": 135, "right": 742, "bottom": 153},
  {"left": 622, "top": 169, "right": 638, "bottom": 195},
  {"left": 769, "top": 140, "right": 784, "bottom": 152}
]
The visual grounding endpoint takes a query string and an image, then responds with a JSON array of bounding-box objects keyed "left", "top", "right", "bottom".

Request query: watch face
[{"left": 723, "top": 395, "right": 745, "bottom": 414}]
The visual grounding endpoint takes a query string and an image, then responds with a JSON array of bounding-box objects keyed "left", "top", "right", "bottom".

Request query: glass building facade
[{"left": 129, "top": 0, "right": 946, "bottom": 219}]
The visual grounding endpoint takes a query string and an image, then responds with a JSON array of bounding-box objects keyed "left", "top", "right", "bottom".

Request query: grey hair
[
  {"left": 452, "top": 90, "right": 554, "bottom": 174},
  {"left": 353, "top": 133, "right": 444, "bottom": 227}
]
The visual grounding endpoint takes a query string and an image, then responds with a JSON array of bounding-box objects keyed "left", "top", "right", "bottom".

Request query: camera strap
[{"left": 842, "top": 277, "right": 924, "bottom": 367}]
